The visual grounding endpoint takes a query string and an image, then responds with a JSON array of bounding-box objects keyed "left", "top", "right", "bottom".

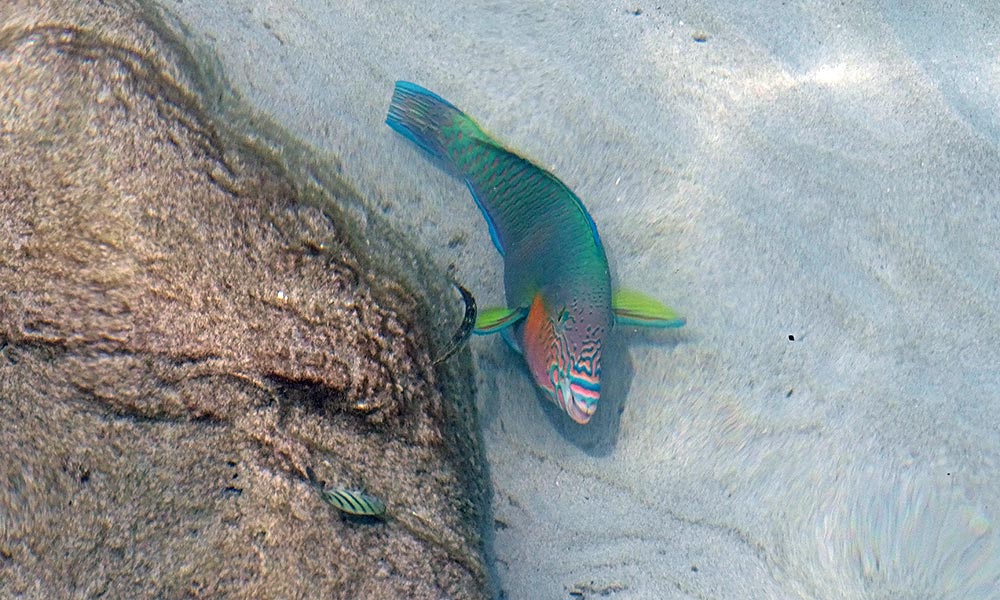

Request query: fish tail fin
[
  {"left": 385, "top": 81, "right": 516, "bottom": 255},
  {"left": 386, "top": 81, "right": 479, "bottom": 165}
]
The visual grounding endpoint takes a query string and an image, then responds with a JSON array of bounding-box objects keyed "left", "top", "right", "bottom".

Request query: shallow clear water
[{"left": 154, "top": 1, "right": 1000, "bottom": 597}]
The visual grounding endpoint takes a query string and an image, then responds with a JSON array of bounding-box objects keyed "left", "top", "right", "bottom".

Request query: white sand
[{"left": 154, "top": 1, "right": 1000, "bottom": 597}]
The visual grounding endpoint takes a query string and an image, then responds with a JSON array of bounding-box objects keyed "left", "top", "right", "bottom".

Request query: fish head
[{"left": 522, "top": 293, "right": 605, "bottom": 424}]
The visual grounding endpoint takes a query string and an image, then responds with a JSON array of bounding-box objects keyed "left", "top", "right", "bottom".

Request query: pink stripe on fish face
[{"left": 570, "top": 378, "right": 600, "bottom": 402}]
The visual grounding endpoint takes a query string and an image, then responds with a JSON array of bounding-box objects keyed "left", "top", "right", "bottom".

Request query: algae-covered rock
[{"left": 0, "top": 1, "right": 489, "bottom": 597}]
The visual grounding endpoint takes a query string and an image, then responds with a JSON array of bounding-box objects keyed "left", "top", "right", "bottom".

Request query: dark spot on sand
[
  {"left": 1, "top": 340, "right": 16, "bottom": 365},
  {"left": 693, "top": 31, "right": 709, "bottom": 43},
  {"left": 788, "top": 334, "right": 795, "bottom": 341}
]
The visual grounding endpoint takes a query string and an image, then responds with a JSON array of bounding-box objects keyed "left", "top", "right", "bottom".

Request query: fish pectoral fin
[
  {"left": 612, "top": 289, "right": 686, "bottom": 328},
  {"left": 474, "top": 306, "right": 528, "bottom": 334}
]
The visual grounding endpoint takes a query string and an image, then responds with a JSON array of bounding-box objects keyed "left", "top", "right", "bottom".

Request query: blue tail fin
[
  {"left": 385, "top": 81, "right": 508, "bottom": 255},
  {"left": 385, "top": 81, "right": 466, "bottom": 162}
]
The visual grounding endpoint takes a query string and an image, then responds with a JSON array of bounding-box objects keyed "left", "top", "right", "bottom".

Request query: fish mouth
[
  {"left": 550, "top": 368, "right": 599, "bottom": 424},
  {"left": 566, "top": 395, "right": 597, "bottom": 424}
]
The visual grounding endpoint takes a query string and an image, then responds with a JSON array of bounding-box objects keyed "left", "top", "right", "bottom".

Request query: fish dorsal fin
[
  {"left": 612, "top": 289, "right": 686, "bottom": 328},
  {"left": 474, "top": 306, "right": 528, "bottom": 334}
]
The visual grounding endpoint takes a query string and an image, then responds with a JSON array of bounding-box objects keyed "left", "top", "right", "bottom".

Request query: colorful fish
[
  {"left": 306, "top": 466, "right": 387, "bottom": 518},
  {"left": 321, "top": 486, "right": 387, "bottom": 518},
  {"left": 386, "top": 81, "right": 684, "bottom": 424}
]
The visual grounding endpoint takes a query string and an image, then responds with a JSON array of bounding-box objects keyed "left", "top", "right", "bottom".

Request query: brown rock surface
[{"left": 0, "top": 1, "right": 489, "bottom": 598}]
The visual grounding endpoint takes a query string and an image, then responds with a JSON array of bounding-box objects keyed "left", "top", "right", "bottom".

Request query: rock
[{"left": 0, "top": 1, "right": 490, "bottom": 598}]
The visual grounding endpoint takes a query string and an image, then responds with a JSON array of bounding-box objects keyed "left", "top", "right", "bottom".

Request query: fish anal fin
[
  {"left": 474, "top": 306, "right": 528, "bottom": 334},
  {"left": 612, "top": 288, "right": 686, "bottom": 328}
]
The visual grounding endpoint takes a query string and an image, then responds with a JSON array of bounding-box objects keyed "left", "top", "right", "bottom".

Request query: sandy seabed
[{"left": 151, "top": 1, "right": 1000, "bottom": 598}]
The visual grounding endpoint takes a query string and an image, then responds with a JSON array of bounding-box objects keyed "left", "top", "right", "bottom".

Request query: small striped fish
[{"left": 321, "top": 486, "right": 387, "bottom": 518}]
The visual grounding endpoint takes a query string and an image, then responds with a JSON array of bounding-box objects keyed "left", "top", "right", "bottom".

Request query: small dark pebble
[
  {"left": 222, "top": 486, "right": 243, "bottom": 498},
  {"left": 627, "top": 8, "right": 642, "bottom": 16},
  {"left": 788, "top": 334, "right": 795, "bottom": 341},
  {"left": 691, "top": 565, "right": 699, "bottom": 572}
]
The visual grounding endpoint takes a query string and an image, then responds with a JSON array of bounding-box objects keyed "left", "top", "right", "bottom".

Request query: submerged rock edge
[{"left": 0, "top": 0, "right": 491, "bottom": 597}]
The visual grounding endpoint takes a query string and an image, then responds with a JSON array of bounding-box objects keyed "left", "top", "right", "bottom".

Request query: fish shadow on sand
[
  {"left": 537, "top": 327, "right": 689, "bottom": 457},
  {"left": 537, "top": 332, "right": 633, "bottom": 457}
]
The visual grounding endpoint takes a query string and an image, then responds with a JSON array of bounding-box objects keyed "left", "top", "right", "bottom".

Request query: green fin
[
  {"left": 612, "top": 289, "right": 686, "bottom": 328},
  {"left": 474, "top": 306, "right": 527, "bottom": 334}
]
